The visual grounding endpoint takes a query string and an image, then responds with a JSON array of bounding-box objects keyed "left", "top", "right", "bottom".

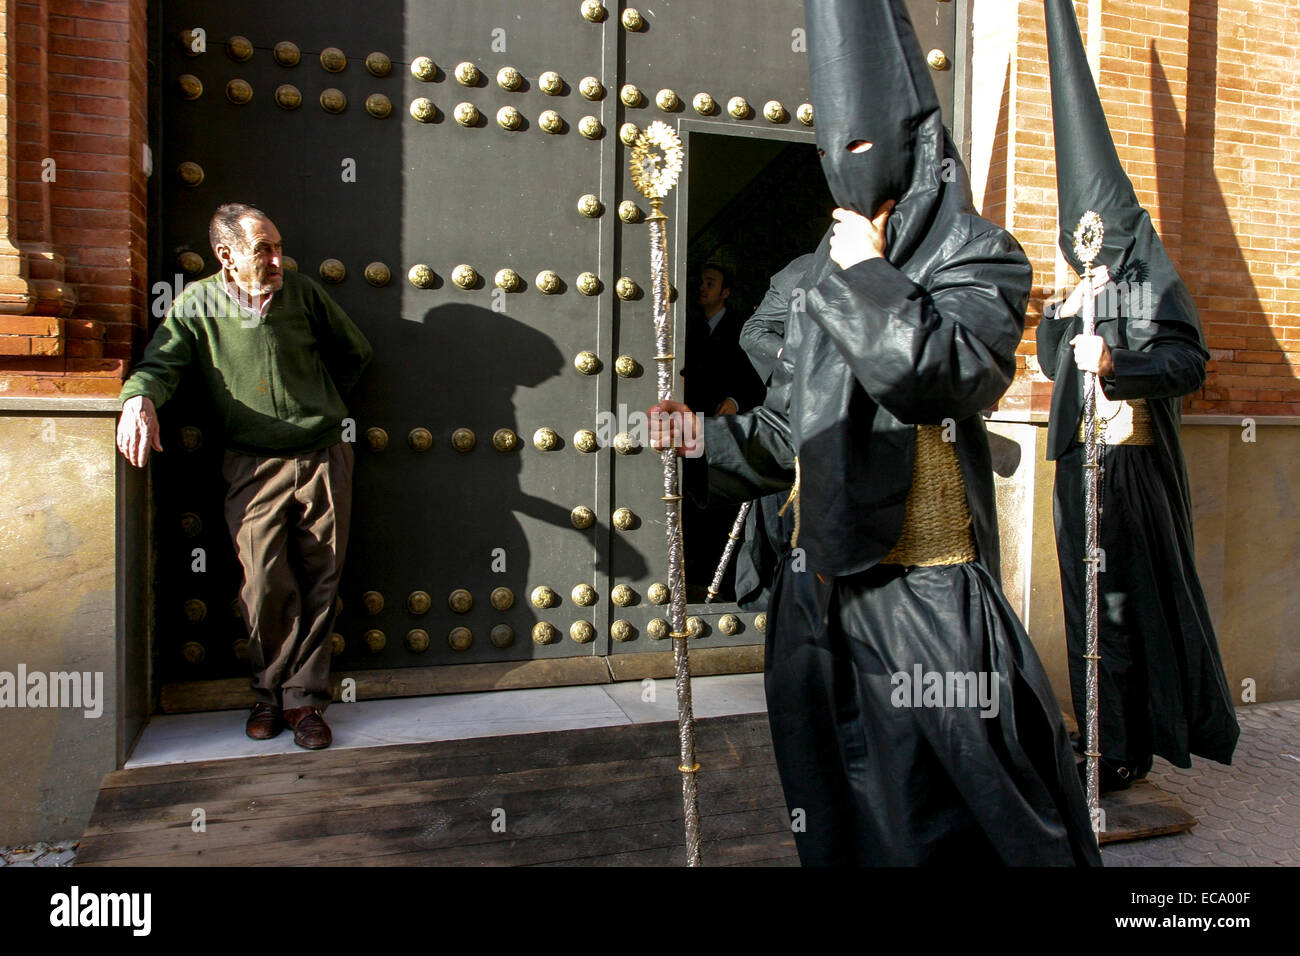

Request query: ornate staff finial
[
  {"left": 629, "top": 121, "right": 684, "bottom": 200},
  {"left": 1073, "top": 209, "right": 1105, "bottom": 269}
]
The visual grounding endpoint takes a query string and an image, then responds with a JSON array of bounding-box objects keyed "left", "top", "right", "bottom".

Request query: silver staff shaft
[
  {"left": 707, "top": 501, "right": 753, "bottom": 603},
  {"left": 1071, "top": 209, "right": 1105, "bottom": 842},
  {"left": 647, "top": 197, "right": 702, "bottom": 867},
  {"left": 1081, "top": 261, "right": 1102, "bottom": 840}
]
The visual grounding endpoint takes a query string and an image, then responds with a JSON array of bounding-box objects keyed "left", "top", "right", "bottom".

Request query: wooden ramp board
[
  {"left": 1098, "top": 779, "right": 1197, "bottom": 845},
  {"left": 1062, "top": 711, "right": 1197, "bottom": 846},
  {"left": 76, "top": 712, "right": 799, "bottom": 867}
]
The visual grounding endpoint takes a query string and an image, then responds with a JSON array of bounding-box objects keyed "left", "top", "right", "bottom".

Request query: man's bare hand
[
  {"left": 829, "top": 200, "right": 894, "bottom": 270},
  {"left": 1069, "top": 334, "right": 1115, "bottom": 378},
  {"left": 714, "top": 398, "right": 739, "bottom": 416},
  {"left": 647, "top": 400, "right": 704, "bottom": 458},
  {"left": 1054, "top": 264, "right": 1111, "bottom": 319},
  {"left": 116, "top": 395, "right": 162, "bottom": 468}
]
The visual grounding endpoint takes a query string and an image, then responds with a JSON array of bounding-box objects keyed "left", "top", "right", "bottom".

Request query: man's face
[
  {"left": 219, "top": 215, "right": 283, "bottom": 296},
  {"left": 697, "top": 268, "right": 730, "bottom": 313}
]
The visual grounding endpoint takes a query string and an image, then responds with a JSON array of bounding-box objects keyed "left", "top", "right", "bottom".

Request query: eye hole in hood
[{"left": 805, "top": 0, "right": 939, "bottom": 218}]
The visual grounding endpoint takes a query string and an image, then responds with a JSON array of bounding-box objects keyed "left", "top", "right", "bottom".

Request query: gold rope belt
[
  {"left": 1076, "top": 396, "right": 1154, "bottom": 446},
  {"left": 778, "top": 425, "right": 976, "bottom": 568},
  {"left": 880, "top": 424, "right": 977, "bottom": 567}
]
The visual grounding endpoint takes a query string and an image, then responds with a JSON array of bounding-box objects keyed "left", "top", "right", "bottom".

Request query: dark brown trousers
[{"left": 222, "top": 441, "right": 353, "bottom": 711}]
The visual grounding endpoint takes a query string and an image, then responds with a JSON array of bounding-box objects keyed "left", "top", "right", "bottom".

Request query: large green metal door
[{"left": 150, "top": 0, "right": 961, "bottom": 708}]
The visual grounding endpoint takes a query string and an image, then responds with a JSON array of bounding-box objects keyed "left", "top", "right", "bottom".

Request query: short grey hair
[{"left": 209, "top": 202, "right": 268, "bottom": 254}]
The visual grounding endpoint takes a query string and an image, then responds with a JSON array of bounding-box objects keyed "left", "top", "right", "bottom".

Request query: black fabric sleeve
[
  {"left": 1035, "top": 312, "right": 1076, "bottom": 382},
  {"left": 1102, "top": 339, "right": 1206, "bottom": 400},
  {"left": 739, "top": 301, "right": 786, "bottom": 383},
  {"left": 804, "top": 227, "right": 1030, "bottom": 424},
  {"left": 684, "top": 406, "right": 796, "bottom": 509},
  {"left": 739, "top": 255, "right": 812, "bottom": 382}
]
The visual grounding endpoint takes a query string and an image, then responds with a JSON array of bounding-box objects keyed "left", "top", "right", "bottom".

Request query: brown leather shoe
[
  {"left": 283, "top": 706, "right": 332, "bottom": 750},
  {"left": 245, "top": 702, "right": 283, "bottom": 740}
]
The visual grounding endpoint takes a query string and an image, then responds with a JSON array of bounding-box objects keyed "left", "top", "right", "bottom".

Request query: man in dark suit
[{"left": 682, "top": 264, "right": 764, "bottom": 416}]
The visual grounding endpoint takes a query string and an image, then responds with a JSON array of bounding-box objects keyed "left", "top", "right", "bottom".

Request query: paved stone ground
[
  {"left": 0, "top": 842, "right": 78, "bottom": 867},
  {"left": 3, "top": 699, "right": 1295, "bottom": 867},
  {"left": 1100, "top": 699, "right": 1299, "bottom": 866}
]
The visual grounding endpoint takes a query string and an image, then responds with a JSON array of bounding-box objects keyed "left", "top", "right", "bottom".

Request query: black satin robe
[
  {"left": 733, "top": 257, "right": 809, "bottom": 610},
  {"left": 689, "top": 200, "right": 1102, "bottom": 865},
  {"left": 1037, "top": 310, "right": 1239, "bottom": 770}
]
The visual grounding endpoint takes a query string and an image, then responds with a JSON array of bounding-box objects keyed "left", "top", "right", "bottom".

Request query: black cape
[
  {"left": 685, "top": 0, "right": 1101, "bottom": 865},
  {"left": 1040, "top": 0, "right": 1238, "bottom": 768},
  {"left": 733, "top": 257, "right": 809, "bottom": 609}
]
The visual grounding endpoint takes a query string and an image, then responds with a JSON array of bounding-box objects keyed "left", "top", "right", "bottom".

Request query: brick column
[
  {"left": 0, "top": 0, "right": 37, "bottom": 315},
  {"left": 0, "top": 0, "right": 147, "bottom": 396}
]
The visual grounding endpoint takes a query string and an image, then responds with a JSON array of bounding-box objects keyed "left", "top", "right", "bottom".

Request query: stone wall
[{"left": 0, "top": 409, "right": 140, "bottom": 843}]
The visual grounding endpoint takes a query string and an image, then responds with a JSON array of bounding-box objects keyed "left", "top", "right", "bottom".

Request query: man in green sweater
[{"left": 117, "top": 203, "right": 373, "bottom": 749}]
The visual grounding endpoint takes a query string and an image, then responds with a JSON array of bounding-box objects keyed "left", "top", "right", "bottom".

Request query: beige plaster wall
[
  {"left": 0, "top": 414, "right": 119, "bottom": 844},
  {"left": 989, "top": 421, "right": 1038, "bottom": 625},
  {"left": 1022, "top": 421, "right": 1299, "bottom": 715}
]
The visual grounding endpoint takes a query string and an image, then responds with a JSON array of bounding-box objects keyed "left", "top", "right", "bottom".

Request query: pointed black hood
[
  {"left": 806, "top": 0, "right": 938, "bottom": 218},
  {"left": 1045, "top": 0, "right": 1202, "bottom": 338},
  {"left": 804, "top": 0, "right": 976, "bottom": 270}
]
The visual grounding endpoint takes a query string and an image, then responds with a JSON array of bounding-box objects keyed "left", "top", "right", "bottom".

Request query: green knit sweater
[{"left": 119, "top": 270, "right": 373, "bottom": 454}]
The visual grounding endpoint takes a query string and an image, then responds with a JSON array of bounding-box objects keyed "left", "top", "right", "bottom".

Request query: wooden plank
[
  {"left": 349, "top": 800, "right": 795, "bottom": 868},
  {"left": 79, "top": 766, "right": 785, "bottom": 862},
  {"left": 78, "top": 713, "right": 799, "bottom": 867},
  {"left": 529, "top": 814, "right": 797, "bottom": 868},
  {"left": 82, "top": 744, "right": 781, "bottom": 837},
  {"left": 78, "top": 781, "right": 791, "bottom": 867},
  {"left": 528, "top": 831, "right": 797, "bottom": 867},
  {"left": 1098, "top": 790, "right": 1197, "bottom": 845},
  {"left": 99, "top": 712, "right": 774, "bottom": 789},
  {"left": 86, "top": 728, "right": 780, "bottom": 848},
  {"left": 1099, "top": 777, "right": 1170, "bottom": 807},
  {"left": 87, "top": 732, "right": 778, "bottom": 819}
]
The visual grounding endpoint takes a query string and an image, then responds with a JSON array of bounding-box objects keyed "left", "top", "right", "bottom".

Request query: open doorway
[{"left": 680, "top": 131, "right": 833, "bottom": 606}]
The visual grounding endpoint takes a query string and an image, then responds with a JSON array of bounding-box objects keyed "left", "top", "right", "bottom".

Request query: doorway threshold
[{"left": 126, "top": 673, "right": 767, "bottom": 768}]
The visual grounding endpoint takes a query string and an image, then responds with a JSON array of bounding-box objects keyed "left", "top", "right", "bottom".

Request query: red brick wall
[
  {"left": 0, "top": 0, "right": 146, "bottom": 397},
  {"left": 977, "top": 0, "right": 1299, "bottom": 418}
]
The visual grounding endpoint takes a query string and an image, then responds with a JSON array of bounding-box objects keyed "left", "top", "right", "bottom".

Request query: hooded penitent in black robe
[
  {"left": 1038, "top": 0, "right": 1238, "bottom": 778},
  {"left": 685, "top": 0, "right": 1100, "bottom": 865},
  {"left": 732, "top": 257, "right": 809, "bottom": 610}
]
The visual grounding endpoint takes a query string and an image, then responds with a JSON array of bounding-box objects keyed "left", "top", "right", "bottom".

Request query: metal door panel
[{"left": 150, "top": 0, "right": 963, "bottom": 691}]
